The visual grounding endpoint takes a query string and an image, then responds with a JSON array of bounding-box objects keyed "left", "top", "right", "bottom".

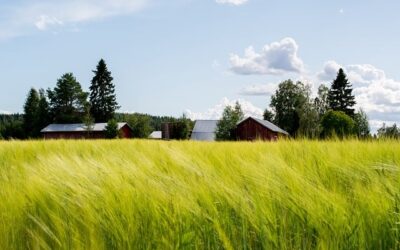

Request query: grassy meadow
[{"left": 1, "top": 139, "right": 400, "bottom": 249}]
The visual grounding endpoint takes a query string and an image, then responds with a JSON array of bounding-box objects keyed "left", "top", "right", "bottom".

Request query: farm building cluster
[{"left": 40, "top": 116, "right": 288, "bottom": 141}]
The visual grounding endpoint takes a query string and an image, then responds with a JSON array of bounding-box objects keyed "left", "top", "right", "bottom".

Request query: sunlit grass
[{"left": 1, "top": 139, "right": 400, "bottom": 249}]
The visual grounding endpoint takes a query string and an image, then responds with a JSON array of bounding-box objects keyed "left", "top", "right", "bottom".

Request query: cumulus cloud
[
  {"left": 229, "top": 37, "right": 305, "bottom": 75},
  {"left": 0, "top": 0, "right": 149, "bottom": 39},
  {"left": 318, "top": 61, "right": 400, "bottom": 131},
  {"left": 216, "top": 0, "right": 248, "bottom": 5},
  {"left": 239, "top": 84, "right": 277, "bottom": 96},
  {"left": 185, "top": 97, "right": 263, "bottom": 120}
]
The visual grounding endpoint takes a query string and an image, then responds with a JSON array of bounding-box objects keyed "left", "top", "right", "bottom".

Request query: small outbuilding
[
  {"left": 149, "top": 131, "right": 162, "bottom": 139},
  {"left": 236, "top": 117, "right": 288, "bottom": 141},
  {"left": 41, "top": 123, "right": 133, "bottom": 139},
  {"left": 190, "top": 120, "right": 218, "bottom": 141}
]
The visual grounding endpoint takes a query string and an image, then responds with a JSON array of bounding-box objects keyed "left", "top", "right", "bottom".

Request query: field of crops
[{"left": 1, "top": 140, "right": 400, "bottom": 249}]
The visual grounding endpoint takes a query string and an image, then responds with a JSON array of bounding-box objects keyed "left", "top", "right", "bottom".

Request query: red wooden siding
[
  {"left": 43, "top": 124, "right": 132, "bottom": 139},
  {"left": 236, "top": 119, "right": 279, "bottom": 141}
]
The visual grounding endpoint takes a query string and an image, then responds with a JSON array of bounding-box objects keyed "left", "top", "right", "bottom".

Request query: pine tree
[
  {"left": 36, "top": 89, "right": 51, "bottom": 135},
  {"left": 47, "top": 73, "right": 88, "bottom": 123},
  {"left": 23, "top": 88, "right": 40, "bottom": 138},
  {"left": 90, "top": 59, "right": 119, "bottom": 122},
  {"left": 328, "top": 68, "right": 356, "bottom": 117}
]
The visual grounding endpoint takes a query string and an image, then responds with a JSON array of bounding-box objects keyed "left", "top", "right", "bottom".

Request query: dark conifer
[
  {"left": 328, "top": 68, "right": 356, "bottom": 117},
  {"left": 89, "top": 59, "right": 119, "bottom": 122},
  {"left": 23, "top": 88, "right": 40, "bottom": 138}
]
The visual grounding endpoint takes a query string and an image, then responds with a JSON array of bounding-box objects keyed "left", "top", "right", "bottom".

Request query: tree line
[
  {"left": 1, "top": 65, "right": 399, "bottom": 140},
  {"left": 0, "top": 59, "right": 192, "bottom": 139},
  {"left": 216, "top": 68, "right": 398, "bottom": 140}
]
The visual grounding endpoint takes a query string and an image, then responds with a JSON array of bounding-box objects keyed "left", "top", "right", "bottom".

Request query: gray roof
[
  {"left": 238, "top": 117, "right": 289, "bottom": 135},
  {"left": 191, "top": 120, "right": 218, "bottom": 141},
  {"left": 41, "top": 123, "right": 129, "bottom": 133},
  {"left": 149, "top": 131, "right": 162, "bottom": 139}
]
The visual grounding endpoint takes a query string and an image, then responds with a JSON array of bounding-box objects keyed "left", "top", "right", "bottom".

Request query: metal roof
[
  {"left": 41, "top": 123, "right": 129, "bottom": 133},
  {"left": 238, "top": 117, "right": 289, "bottom": 135},
  {"left": 191, "top": 120, "right": 218, "bottom": 141},
  {"left": 149, "top": 131, "right": 162, "bottom": 139}
]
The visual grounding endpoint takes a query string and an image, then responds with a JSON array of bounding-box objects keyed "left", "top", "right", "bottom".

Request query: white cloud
[
  {"left": 185, "top": 97, "right": 263, "bottom": 120},
  {"left": 239, "top": 83, "right": 277, "bottom": 96},
  {"left": 229, "top": 37, "right": 305, "bottom": 75},
  {"left": 317, "top": 60, "right": 342, "bottom": 81},
  {"left": 0, "top": 0, "right": 149, "bottom": 39},
  {"left": 317, "top": 61, "right": 400, "bottom": 131},
  {"left": 35, "top": 15, "right": 63, "bottom": 30},
  {"left": 216, "top": 0, "right": 248, "bottom": 6}
]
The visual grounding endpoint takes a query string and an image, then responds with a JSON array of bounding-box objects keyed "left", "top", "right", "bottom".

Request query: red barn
[
  {"left": 236, "top": 117, "right": 289, "bottom": 141},
  {"left": 41, "top": 123, "right": 133, "bottom": 139}
]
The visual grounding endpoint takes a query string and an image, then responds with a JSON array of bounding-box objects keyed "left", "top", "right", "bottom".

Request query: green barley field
[{"left": 1, "top": 140, "right": 400, "bottom": 249}]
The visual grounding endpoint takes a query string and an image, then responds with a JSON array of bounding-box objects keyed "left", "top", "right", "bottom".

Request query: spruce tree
[
  {"left": 36, "top": 89, "right": 51, "bottom": 134},
  {"left": 90, "top": 59, "right": 119, "bottom": 122},
  {"left": 328, "top": 68, "right": 356, "bottom": 117},
  {"left": 23, "top": 88, "right": 40, "bottom": 138}
]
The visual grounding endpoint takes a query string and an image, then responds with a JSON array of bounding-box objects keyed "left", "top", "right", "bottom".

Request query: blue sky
[{"left": 1, "top": 0, "right": 400, "bottom": 131}]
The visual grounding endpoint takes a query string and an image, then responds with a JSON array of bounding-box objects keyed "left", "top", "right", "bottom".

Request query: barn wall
[
  {"left": 43, "top": 127, "right": 132, "bottom": 139},
  {"left": 236, "top": 119, "right": 278, "bottom": 141},
  {"left": 119, "top": 125, "right": 133, "bottom": 138}
]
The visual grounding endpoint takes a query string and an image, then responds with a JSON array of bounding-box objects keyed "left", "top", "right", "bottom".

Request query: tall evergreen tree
[
  {"left": 328, "top": 68, "right": 356, "bottom": 117},
  {"left": 47, "top": 73, "right": 88, "bottom": 123},
  {"left": 36, "top": 89, "right": 51, "bottom": 133},
  {"left": 23, "top": 88, "right": 40, "bottom": 138},
  {"left": 90, "top": 59, "right": 119, "bottom": 122}
]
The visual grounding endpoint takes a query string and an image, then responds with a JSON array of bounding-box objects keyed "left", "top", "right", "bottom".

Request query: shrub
[{"left": 321, "top": 110, "right": 355, "bottom": 138}]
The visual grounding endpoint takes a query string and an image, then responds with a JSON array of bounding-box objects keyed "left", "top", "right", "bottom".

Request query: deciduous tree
[
  {"left": 216, "top": 102, "right": 244, "bottom": 141},
  {"left": 270, "top": 80, "right": 308, "bottom": 136}
]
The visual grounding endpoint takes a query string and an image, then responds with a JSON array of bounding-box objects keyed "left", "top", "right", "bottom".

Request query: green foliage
[
  {"left": 89, "top": 59, "right": 119, "bottom": 122},
  {"left": 321, "top": 110, "right": 355, "bottom": 138},
  {"left": 23, "top": 88, "right": 40, "bottom": 138},
  {"left": 0, "top": 115, "right": 24, "bottom": 139},
  {"left": 270, "top": 80, "right": 309, "bottom": 136},
  {"left": 297, "top": 101, "right": 321, "bottom": 139},
  {"left": 1, "top": 140, "right": 400, "bottom": 249},
  {"left": 216, "top": 102, "right": 244, "bottom": 141},
  {"left": 328, "top": 69, "right": 356, "bottom": 117},
  {"left": 104, "top": 119, "right": 119, "bottom": 139},
  {"left": 171, "top": 115, "right": 191, "bottom": 140},
  {"left": 23, "top": 88, "right": 51, "bottom": 139},
  {"left": 83, "top": 104, "right": 95, "bottom": 134},
  {"left": 126, "top": 114, "right": 152, "bottom": 138},
  {"left": 353, "top": 109, "right": 370, "bottom": 138},
  {"left": 377, "top": 124, "right": 400, "bottom": 139},
  {"left": 47, "top": 73, "right": 88, "bottom": 123},
  {"left": 115, "top": 113, "right": 182, "bottom": 132},
  {"left": 36, "top": 89, "right": 51, "bottom": 133},
  {"left": 263, "top": 109, "right": 274, "bottom": 121},
  {"left": 314, "top": 84, "right": 330, "bottom": 117}
]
